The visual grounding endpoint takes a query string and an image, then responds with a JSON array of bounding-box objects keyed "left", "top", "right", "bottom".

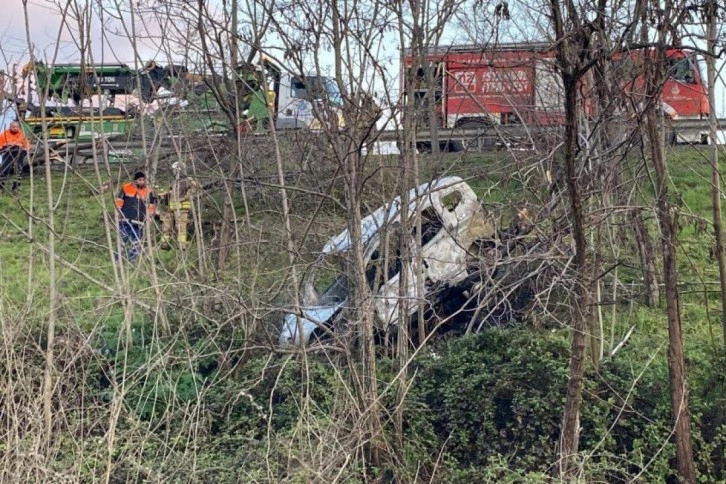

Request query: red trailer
[{"left": 402, "top": 42, "right": 710, "bottom": 146}]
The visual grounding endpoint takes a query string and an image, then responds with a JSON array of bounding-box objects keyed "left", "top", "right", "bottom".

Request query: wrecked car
[{"left": 279, "top": 176, "right": 500, "bottom": 346}]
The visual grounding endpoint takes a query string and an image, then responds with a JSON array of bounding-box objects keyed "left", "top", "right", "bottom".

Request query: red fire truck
[{"left": 402, "top": 42, "right": 710, "bottom": 147}]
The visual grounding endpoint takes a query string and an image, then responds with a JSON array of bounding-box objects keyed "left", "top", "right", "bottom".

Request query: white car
[{"left": 279, "top": 176, "right": 496, "bottom": 346}]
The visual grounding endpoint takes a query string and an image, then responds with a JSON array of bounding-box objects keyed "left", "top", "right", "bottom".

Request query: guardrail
[{"left": 30, "top": 116, "right": 726, "bottom": 163}]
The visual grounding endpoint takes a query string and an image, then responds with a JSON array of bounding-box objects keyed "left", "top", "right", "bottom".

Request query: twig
[{"left": 609, "top": 325, "right": 635, "bottom": 358}]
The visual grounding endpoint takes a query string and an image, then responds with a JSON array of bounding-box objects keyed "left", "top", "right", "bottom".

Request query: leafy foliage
[{"left": 406, "top": 329, "right": 724, "bottom": 481}]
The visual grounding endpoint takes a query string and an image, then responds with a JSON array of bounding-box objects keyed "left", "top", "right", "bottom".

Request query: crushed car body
[{"left": 279, "top": 176, "right": 497, "bottom": 346}]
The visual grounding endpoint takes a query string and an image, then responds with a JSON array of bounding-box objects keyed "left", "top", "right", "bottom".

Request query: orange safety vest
[
  {"left": 0, "top": 129, "right": 30, "bottom": 151},
  {"left": 115, "top": 182, "right": 157, "bottom": 223}
]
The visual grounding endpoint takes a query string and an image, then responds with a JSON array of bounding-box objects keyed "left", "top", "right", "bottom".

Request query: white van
[{"left": 279, "top": 176, "right": 495, "bottom": 346}]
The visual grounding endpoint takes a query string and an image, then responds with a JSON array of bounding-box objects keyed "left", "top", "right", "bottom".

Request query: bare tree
[
  {"left": 545, "top": 0, "right": 597, "bottom": 474},
  {"left": 639, "top": 0, "right": 697, "bottom": 479},
  {"left": 5, "top": 0, "right": 723, "bottom": 480}
]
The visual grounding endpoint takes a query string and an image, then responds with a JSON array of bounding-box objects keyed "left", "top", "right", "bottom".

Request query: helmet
[{"left": 172, "top": 161, "right": 187, "bottom": 176}]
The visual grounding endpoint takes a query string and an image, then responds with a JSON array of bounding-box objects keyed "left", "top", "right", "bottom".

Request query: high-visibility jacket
[
  {"left": 0, "top": 129, "right": 30, "bottom": 151},
  {"left": 165, "top": 176, "right": 200, "bottom": 211},
  {"left": 115, "top": 182, "right": 157, "bottom": 223}
]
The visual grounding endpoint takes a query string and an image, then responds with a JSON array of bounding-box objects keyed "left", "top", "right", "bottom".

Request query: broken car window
[
  {"left": 441, "top": 191, "right": 462, "bottom": 211},
  {"left": 420, "top": 206, "right": 444, "bottom": 246},
  {"left": 310, "top": 254, "right": 349, "bottom": 305}
]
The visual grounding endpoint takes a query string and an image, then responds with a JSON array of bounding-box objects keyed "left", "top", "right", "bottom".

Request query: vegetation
[
  {"left": 2, "top": 0, "right": 726, "bottom": 481},
  {"left": 0, "top": 144, "right": 722, "bottom": 482}
]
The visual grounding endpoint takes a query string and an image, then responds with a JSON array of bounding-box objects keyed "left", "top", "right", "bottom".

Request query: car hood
[{"left": 279, "top": 304, "right": 341, "bottom": 346}]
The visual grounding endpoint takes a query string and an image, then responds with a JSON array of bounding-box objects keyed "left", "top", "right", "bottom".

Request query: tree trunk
[
  {"left": 645, "top": 107, "right": 696, "bottom": 484},
  {"left": 559, "top": 70, "right": 590, "bottom": 477},
  {"left": 632, "top": 210, "right": 660, "bottom": 306},
  {"left": 426, "top": 70, "right": 440, "bottom": 155},
  {"left": 706, "top": 0, "right": 726, "bottom": 349},
  {"left": 346, "top": 156, "right": 383, "bottom": 468},
  {"left": 547, "top": 0, "right": 591, "bottom": 473}
]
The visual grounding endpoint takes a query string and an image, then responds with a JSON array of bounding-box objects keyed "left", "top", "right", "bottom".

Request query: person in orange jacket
[
  {"left": 0, "top": 121, "right": 31, "bottom": 192},
  {"left": 115, "top": 171, "right": 157, "bottom": 262}
]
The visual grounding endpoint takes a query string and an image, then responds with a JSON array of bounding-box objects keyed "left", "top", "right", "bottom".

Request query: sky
[{"left": 1, "top": 1, "right": 162, "bottom": 70}]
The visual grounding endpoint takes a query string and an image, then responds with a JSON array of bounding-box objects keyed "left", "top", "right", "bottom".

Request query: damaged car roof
[{"left": 322, "top": 176, "right": 472, "bottom": 254}]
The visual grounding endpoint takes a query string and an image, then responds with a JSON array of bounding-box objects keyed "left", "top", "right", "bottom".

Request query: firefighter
[
  {"left": 0, "top": 121, "right": 31, "bottom": 192},
  {"left": 235, "top": 63, "right": 274, "bottom": 133},
  {"left": 115, "top": 171, "right": 157, "bottom": 262},
  {"left": 158, "top": 161, "right": 200, "bottom": 249}
]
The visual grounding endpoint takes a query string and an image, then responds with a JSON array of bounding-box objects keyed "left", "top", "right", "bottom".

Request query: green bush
[{"left": 406, "top": 329, "right": 723, "bottom": 481}]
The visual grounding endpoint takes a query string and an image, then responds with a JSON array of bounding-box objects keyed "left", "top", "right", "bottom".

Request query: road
[{"left": 29, "top": 117, "right": 726, "bottom": 165}]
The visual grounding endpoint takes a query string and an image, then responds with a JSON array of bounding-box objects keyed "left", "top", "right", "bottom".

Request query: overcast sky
[{"left": 1, "top": 1, "right": 161, "bottom": 72}]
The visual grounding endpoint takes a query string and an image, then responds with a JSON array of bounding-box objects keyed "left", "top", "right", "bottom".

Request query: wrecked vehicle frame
[{"left": 279, "top": 176, "right": 530, "bottom": 346}]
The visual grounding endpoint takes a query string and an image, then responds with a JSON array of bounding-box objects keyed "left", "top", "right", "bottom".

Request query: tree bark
[
  {"left": 632, "top": 210, "right": 660, "bottom": 306},
  {"left": 638, "top": 2, "right": 696, "bottom": 476},
  {"left": 645, "top": 107, "right": 696, "bottom": 484},
  {"left": 548, "top": 0, "right": 591, "bottom": 474},
  {"left": 706, "top": 0, "right": 726, "bottom": 349},
  {"left": 558, "top": 70, "right": 590, "bottom": 478}
]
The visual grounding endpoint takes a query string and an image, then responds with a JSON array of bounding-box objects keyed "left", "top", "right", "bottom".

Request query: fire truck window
[
  {"left": 415, "top": 67, "right": 426, "bottom": 90},
  {"left": 410, "top": 64, "right": 443, "bottom": 91},
  {"left": 668, "top": 58, "right": 695, "bottom": 84}
]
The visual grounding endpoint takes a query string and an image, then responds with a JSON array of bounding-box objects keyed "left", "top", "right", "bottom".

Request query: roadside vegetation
[
  {"left": 3, "top": 0, "right": 726, "bottom": 480},
  {"left": 0, "top": 142, "right": 723, "bottom": 482}
]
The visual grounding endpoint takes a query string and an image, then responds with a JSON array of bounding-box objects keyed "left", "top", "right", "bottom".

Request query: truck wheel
[
  {"left": 446, "top": 140, "right": 465, "bottom": 153},
  {"left": 416, "top": 142, "right": 432, "bottom": 154}
]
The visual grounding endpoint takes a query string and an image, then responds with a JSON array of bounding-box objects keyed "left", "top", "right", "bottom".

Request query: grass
[
  {"left": 605, "top": 144, "right": 726, "bottom": 357},
  {"left": 0, "top": 143, "right": 723, "bottom": 337},
  {"left": 0, "top": 140, "right": 724, "bottom": 481}
]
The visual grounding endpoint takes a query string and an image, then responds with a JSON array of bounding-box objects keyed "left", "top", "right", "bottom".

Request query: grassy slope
[
  {"left": 639, "top": 145, "right": 723, "bottom": 348},
  {"left": 1, "top": 145, "right": 723, "bottom": 334},
  {"left": 0, "top": 143, "right": 724, "bottom": 480}
]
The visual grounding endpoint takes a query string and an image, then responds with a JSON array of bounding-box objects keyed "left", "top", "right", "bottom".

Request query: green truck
[
  {"left": 20, "top": 61, "right": 183, "bottom": 143},
  {"left": 18, "top": 57, "right": 343, "bottom": 145}
]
